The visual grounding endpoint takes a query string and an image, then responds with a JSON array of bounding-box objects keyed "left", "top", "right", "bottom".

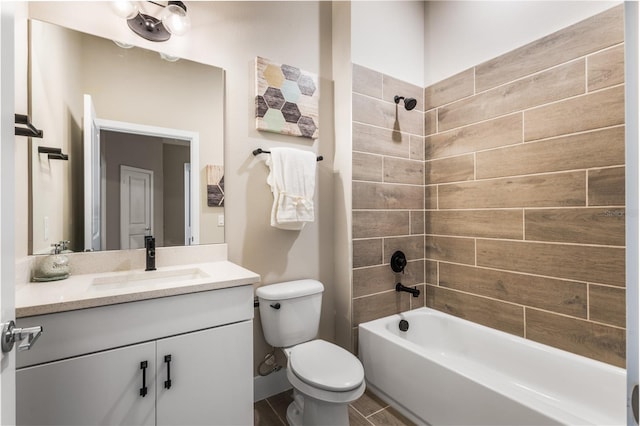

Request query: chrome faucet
[{"left": 144, "top": 236, "right": 156, "bottom": 271}]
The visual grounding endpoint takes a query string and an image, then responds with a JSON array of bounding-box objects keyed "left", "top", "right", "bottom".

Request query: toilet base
[{"left": 286, "top": 390, "right": 350, "bottom": 426}]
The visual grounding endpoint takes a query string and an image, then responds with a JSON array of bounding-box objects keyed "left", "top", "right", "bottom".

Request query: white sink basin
[{"left": 92, "top": 267, "right": 210, "bottom": 290}]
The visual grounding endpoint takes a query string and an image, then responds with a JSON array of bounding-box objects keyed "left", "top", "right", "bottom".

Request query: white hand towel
[{"left": 265, "top": 147, "right": 317, "bottom": 230}]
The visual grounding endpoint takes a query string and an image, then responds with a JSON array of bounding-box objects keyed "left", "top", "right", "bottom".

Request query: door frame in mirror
[{"left": 83, "top": 116, "right": 200, "bottom": 252}]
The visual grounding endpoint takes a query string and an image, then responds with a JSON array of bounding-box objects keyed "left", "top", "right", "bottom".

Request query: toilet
[{"left": 256, "top": 279, "right": 365, "bottom": 426}]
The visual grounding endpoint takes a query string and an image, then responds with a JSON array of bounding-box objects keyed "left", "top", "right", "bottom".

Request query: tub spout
[{"left": 396, "top": 283, "right": 420, "bottom": 297}]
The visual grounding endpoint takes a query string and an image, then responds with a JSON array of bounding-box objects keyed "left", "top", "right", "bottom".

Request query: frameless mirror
[{"left": 29, "top": 19, "right": 225, "bottom": 254}]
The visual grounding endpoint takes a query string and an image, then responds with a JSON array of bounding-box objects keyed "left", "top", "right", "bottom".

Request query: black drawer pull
[
  {"left": 164, "top": 355, "right": 172, "bottom": 389},
  {"left": 140, "top": 361, "right": 148, "bottom": 397}
]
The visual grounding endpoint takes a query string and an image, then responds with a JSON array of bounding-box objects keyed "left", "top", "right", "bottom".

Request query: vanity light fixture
[{"left": 111, "top": 1, "right": 191, "bottom": 43}]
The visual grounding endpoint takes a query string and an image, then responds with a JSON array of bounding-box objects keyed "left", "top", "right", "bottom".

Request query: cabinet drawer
[{"left": 17, "top": 285, "right": 253, "bottom": 368}]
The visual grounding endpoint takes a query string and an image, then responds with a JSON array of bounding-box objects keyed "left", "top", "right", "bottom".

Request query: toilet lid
[{"left": 289, "top": 340, "right": 364, "bottom": 392}]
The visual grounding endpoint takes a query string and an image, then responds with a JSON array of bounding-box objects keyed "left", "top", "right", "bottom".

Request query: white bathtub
[{"left": 358, "top": 307, "right": 626, "bottom": 426}]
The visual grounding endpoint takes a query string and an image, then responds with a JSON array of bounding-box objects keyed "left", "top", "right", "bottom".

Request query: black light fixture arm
[{"left": 124, "top": 1, "right": 189, "bottom": 43}]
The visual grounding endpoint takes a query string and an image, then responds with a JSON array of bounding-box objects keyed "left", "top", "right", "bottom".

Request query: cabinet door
[
  {"left": 17, "top": 341, "right": 156, "bottom": 426},
  {"left": 156, "top": 320, "right": 253, "bottom": 426}
]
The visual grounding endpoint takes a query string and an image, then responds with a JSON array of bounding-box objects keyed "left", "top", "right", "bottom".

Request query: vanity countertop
[{"left": 16, "top": 261, "right": 260, "bottom": 318}]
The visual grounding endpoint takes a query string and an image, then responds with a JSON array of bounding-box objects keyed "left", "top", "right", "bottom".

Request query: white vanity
[{"left": 15, "top": 258, "right": 259, "bottom": 426}]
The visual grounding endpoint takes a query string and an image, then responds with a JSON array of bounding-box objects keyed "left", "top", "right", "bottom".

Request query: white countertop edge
[{"left": 16, "top": 260, "right": 260, "bottom": 318}]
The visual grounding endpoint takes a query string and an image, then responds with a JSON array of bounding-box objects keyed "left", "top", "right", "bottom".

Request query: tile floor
[{"left": 254, "top": 388, "right": 415, "bottom": 426}]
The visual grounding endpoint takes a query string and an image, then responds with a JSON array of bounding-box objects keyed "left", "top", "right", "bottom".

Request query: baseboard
[{"left": 254, "top": 368, "right": 292, "bottom": 402}]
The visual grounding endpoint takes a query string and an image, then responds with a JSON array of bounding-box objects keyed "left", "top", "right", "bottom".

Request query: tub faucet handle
[{"left": 390, "top": 251, "right": 407, "bottom": 273}]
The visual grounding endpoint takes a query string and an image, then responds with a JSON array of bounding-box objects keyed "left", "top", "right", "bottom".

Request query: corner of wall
[{"left": 332, "top": 1, "right": 354, "bottom": 352}]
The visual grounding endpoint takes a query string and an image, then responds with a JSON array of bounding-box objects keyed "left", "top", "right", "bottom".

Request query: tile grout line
[
  {"left": 349, "top": 404, "right": 376, "bottom": 425},
  {"left": 365, "top": 406, "right": 392, "bottom": 419},
  {"left": 264, "top": 397, "right": 287, "bottom": 426},
  {"left": 587, "top": 283, "right": 591, "bottom": 320},
  {"left": 473, "top": 66, "right": 477, "bottom": 95},
  {"left": 585, "top": 170, "right": 590, "bottom": 207},
  {"left": 474, "top": 238, "right": 477, "bottom": 267},
  {"left": 584, "top": 56, "right": 589, "bottom": 94}
]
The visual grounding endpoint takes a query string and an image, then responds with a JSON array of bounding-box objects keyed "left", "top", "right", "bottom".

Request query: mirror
[{"left": 29, "top": 20, "right": 225, "bottom": 254}]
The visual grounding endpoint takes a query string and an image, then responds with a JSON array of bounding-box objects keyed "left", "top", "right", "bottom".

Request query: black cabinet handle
[
  {"left": 164, "top": 355, "right": 172, "bottom": 389},
  {"left": 140, "top": 361, "right": 148, "bottom": 397}
]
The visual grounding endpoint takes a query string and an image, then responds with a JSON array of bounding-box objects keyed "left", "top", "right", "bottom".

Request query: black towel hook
[{"left": 15, "top": 114, "right": 43, "bottom": 138}]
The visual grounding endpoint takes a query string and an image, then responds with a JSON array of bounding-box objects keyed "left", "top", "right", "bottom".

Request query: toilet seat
[
  {"left": 286, "top": 366, "right": 366, "bottom": 405},
  {"left": 289, "top": 340, "right": 365, "bottom": 392}
]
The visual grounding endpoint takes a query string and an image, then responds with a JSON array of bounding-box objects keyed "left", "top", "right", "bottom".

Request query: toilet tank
[{"left": 256, "top": 280, "right": 324, "bottom": 348}]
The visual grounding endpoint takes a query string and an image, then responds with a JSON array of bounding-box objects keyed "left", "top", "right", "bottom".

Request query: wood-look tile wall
[
  {"left": 424, "top": 5, "right": 625, "bottom": 368},
  {"left": 351, "top": 65, "right": 426, "bottom": 350},
  {"left": 351, "top": 5, "right": 626, "bottom": 368}
]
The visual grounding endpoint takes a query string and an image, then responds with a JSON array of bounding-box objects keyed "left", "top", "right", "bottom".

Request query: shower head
[{"left": 394, "top": 95, "right": 417, "bottom": 111}]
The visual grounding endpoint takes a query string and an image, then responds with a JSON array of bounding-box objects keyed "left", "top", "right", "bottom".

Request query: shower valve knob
[{"left": 390, "top": 251, "right": 407, "bottom": 273}]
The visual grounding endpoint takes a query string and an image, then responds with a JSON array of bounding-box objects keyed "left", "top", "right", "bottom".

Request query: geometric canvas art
[
  {"left": 255, "top": 56, "right": 319, "bottom": 139},
  {"left": 206, "top": 165, "right": 224, "bottom": 207}
]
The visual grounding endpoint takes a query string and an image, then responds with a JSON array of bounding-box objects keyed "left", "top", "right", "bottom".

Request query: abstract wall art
[
  {"left": 206, "top": 165, "right": 224, "bottom": 207},
  {"left": 255, "top": 56, "right": 319, "bottom": 139}
]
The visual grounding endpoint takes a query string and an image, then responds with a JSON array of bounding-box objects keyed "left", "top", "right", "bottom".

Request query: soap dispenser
[{"left": 33, "top": 242, "right": 70, "bottom": 282}]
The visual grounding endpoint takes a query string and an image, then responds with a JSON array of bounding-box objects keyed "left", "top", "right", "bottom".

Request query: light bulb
[
  {"left": 111, "top": 1, "right": 139, "bottom": 20},
  {"left": 113, "top": 40, "right": 135, "bottom": 49},
  {"left": 162, "top": 2, "right": 191, "bottom": 36},
  {"left": 160, "top": 52, "right": 180, "bottom": 62}
]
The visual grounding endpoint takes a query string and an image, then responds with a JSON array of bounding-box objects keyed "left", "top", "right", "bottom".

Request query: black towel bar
[{"left": 253, "top": 148, "right": 323, "bottom": 162}]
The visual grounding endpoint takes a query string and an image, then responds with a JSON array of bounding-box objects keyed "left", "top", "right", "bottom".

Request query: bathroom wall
[
  {"left": 350, "top": 65, "right": 426, "bottom": 351},
  {"left": 351, "top": 1, "right": 425, "bottom": 87},
  {"left": 29, "top": 22, "right": 83, "bottom": 254},
  {"left": 23, "top": 1, "right": 336, "bottom": 375},
  {"left": 424, "top": 1, "right": 618, "bottom": 86},
  {"left": 350, "top": 4, "right": 626, "bottom": 368},
  {"left": 423, "top": 5, "right": 625, "bottom": 367},
  {"left": 330, "top": 0, "right": 428, "bottom": 353},
  {"left": 332, "top": 1, "right": 353, "bottom": 351}
]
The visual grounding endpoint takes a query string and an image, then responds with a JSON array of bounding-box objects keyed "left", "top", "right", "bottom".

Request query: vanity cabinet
[
  {"left": 18, "top": 341, "right": 157, "bottom": 425},
  {"left": 155, "top": 322, "right": 252, "bottom": 426},
  {"left": 16, "top": 284, "right": 254, "bottom": 426}
]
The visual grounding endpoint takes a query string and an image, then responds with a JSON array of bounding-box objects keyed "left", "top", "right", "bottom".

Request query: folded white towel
[{"left": 265, "top": 147, "right": 317, "bottom": 230}]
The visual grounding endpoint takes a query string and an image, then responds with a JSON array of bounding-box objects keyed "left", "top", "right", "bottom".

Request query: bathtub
[{"left": 358, "top": 307, "right": 626, "bottom": 426}]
